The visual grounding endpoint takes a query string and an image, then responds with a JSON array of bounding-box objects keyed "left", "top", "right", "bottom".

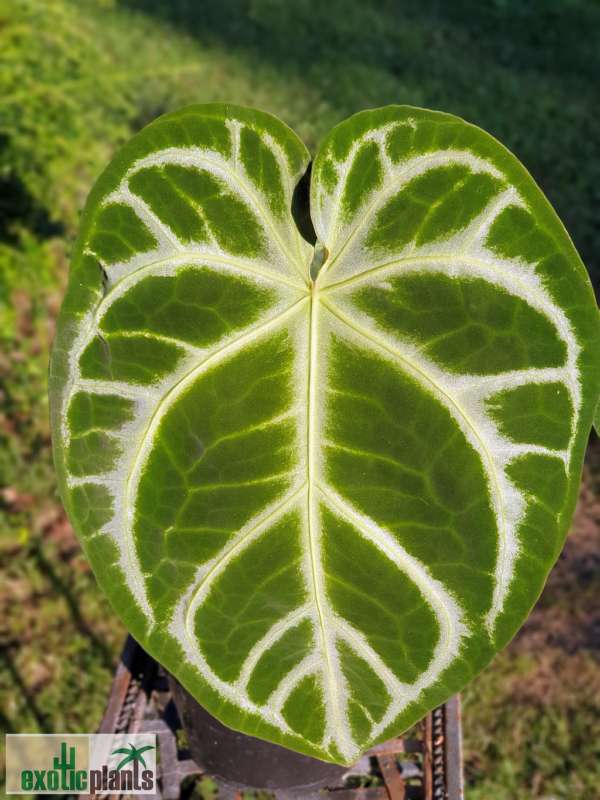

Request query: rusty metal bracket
[{"left": 88, "top": 635, "right": 463, "bottom": 800}]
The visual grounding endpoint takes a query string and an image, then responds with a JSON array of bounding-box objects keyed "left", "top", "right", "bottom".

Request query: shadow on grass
[
  {"left": 0, "top": 136, "right": 64, "bottom": 245},
  {"left": 0, "top": 647, "right": 53, "bottom": 733},
  {"left": 115, "top": 0, "right": 599, "bottom": 84},
  {"left": 30, "top": 540, "right": 116, "bottom": 675},
  {"left": 114, "top": 0, "right": 600, "bottom": 291}
]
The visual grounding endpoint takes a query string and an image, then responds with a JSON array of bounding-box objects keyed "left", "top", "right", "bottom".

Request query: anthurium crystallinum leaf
[{"left": 49, "top": 104, "right": 600, "bottom": 765}]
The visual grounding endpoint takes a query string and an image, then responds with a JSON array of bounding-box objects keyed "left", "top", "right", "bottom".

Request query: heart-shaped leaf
[{"left": 50, "top": 104, "right": 600, "bottom": 764}]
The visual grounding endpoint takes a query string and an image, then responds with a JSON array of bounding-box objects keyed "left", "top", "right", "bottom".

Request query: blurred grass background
[{"left": 1, "top": 0, "right": 600, "bottom": 797}]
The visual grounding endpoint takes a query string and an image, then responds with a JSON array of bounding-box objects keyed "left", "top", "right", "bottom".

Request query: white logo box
[{"left": 6, "top": 733, "right": 157, "bottom": 794}]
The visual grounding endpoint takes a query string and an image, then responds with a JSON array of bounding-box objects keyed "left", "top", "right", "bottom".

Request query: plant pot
[{"left": 167, "top": 674, "right": 348, "bottom": 793}]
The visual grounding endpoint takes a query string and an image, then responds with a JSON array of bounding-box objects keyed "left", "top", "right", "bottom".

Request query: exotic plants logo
[{"left": 6, "top": 734, "right": 157, "bottom": 794}]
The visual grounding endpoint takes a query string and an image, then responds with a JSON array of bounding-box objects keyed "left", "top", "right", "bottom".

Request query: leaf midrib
[{"left": 307, "top": 290, "right": 344, "bottom": 736}]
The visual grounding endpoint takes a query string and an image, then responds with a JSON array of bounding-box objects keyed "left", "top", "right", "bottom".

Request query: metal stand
[{"left": 87, "top": 635, "right": 463, "bottom": 800}]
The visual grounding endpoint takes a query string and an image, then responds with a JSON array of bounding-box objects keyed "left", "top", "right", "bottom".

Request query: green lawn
[{"left": 2, "top": 0, "right": 600, "bottom": 796}]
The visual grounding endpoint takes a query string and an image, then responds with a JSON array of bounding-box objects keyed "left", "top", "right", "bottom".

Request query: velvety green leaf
[{"left": 50, "top": 104, "right": 600, "bottom": 765}]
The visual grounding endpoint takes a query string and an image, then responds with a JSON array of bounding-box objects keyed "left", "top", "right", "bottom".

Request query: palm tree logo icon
[{"left": 111, "top": 742, "right": 156, "bottom": 773}]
